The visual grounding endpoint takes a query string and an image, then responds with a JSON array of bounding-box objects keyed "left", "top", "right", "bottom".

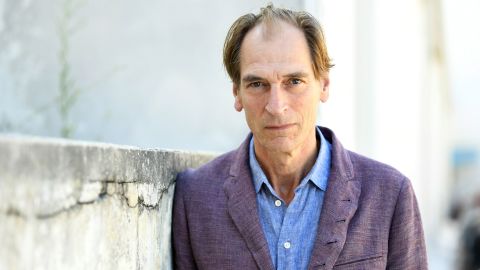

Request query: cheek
[
  {"left": 243, "top": 101, "right": 266, "bottom": 130},
  {"left": 298, "top": 98, "right": 320, "bottom": 123},
  {"left": 243, "top": 97, "right": 264, "bottom": 115},
  {"left": 245, "top": 107, "right": 261, "bottom": 121},
  {"left": 244, "top": 111, "right": 261, "bottom": 135}
]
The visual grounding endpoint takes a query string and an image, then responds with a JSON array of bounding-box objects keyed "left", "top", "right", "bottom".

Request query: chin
[{"left": 261, "top": 137, "right": 296, "bottom": 153}]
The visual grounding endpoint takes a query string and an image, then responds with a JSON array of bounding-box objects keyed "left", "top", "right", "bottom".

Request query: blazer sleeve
[
  {"left": 386, "top": 177, "right": 428, "bottom": 270},
  {"left": 172, "top": 171, "right": 198, "bottom": 270}
]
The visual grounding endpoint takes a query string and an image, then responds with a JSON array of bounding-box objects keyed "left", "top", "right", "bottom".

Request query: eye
[
  {"left": 290, "top": 78, "right": 302, "bottom": 85},
  {"left": 248, "top": 81, "right": 264, "bottom": 88}
]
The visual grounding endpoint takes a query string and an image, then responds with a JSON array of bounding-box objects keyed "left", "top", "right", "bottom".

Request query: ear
[
  {"left": 319, "top": 76, "right": 330, "bottom": 103},
  {"left": 233, "top": 83, "right": 243, "bottom": 112}
]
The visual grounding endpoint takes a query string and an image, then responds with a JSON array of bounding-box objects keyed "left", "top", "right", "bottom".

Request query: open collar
[{"left": 248, "top": 127, "right": 332, "bottom": 195}]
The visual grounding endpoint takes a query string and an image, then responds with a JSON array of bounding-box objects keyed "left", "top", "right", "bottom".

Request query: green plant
[{"left": 57, "top": 0, "right": 84, "bottom": 138}]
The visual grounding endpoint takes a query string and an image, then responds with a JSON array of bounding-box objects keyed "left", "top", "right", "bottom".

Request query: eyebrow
[
  {"left": 241, "top": 74, "right": 264, "bottom": 84},
  {"left": 241, "top": 72, "right": 309, "bottom": 84},
  {"left": 284, "top": 72, "right": 309, "bottom": 79}
]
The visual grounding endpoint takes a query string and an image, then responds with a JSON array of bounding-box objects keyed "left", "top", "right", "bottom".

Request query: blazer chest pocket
[{"left": 333, "top": 254, "right": 384, "bottom": 270}]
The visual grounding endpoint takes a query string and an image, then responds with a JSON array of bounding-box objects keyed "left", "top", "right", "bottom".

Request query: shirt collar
[{"left": 249, "top": 127, "right": 332, "bottom": 193}]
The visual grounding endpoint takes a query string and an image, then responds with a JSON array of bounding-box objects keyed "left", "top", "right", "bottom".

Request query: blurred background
[{"left": 0, "top": 0, "right": 479, "bottom": 268}]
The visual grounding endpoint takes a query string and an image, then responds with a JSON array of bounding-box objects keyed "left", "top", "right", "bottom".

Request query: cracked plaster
[{"left": 0, "top": 135, "right": 214, "bottom": 270}]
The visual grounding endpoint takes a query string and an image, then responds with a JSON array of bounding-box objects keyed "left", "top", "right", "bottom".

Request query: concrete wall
[{"left": 0, "top": 135, "right": 214, "bottom": 270}]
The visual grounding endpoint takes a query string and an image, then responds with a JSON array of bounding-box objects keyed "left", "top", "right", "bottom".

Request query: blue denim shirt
[{"left": 249, "top": 127, "right": 332, "bottom": 270}]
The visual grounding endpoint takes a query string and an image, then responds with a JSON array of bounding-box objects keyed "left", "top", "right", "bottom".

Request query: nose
[{"left": 265, "top": 85, "right": 287, "bottom": 115}]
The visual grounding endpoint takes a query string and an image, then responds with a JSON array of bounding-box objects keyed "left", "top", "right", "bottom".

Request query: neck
[{"left": 254, "top": 129, "right": 319, "bottom": 204}]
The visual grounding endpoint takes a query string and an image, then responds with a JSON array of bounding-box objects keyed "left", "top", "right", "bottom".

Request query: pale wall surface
[
  {"left": 0, "top": 135, "right": 213, "bottom": 270},
  {"left": 0, "top": 0, "right": 303, "bottom": 152}
]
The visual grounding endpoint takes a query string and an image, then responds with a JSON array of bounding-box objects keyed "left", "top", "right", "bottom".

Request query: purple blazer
[{"left": 172, "top": 127, "right": 427, "bottom": 269}]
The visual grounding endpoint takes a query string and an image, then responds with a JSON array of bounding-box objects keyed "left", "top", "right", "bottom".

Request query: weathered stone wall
[{"left": 0, "top": 135, "right": 214, "bottom": 270}]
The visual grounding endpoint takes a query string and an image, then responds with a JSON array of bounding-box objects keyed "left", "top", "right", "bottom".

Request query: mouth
[{"left": 264, "top": 124, "right": 295, "bottom": 131}]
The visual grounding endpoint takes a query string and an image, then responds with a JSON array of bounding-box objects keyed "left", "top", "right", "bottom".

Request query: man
[{"left": 173, "top": 4, "right": 427, "bottom": 270}]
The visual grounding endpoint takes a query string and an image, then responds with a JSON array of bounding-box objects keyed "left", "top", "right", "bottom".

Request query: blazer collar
[
  {"left": 224, "top": 127, "right": 360, "bottom": 270},
  {"left": 224, "top": 133, "right": 274, "bottom": 270},
  {"left": 307, "top": 127, "right": 360, "bottom": 269}
]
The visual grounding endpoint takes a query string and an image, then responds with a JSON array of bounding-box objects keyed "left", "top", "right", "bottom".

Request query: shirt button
[
  {"left": 275, "top": 200, "right": 282, "bottom": 207},
  {"left": 284, "top": 241, "right": 291, "bottom": 249}
]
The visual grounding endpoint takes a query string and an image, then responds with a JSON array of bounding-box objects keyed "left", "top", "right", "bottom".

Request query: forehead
[{"left": 239, "top": 20, "right": 313, "bottom": 76}]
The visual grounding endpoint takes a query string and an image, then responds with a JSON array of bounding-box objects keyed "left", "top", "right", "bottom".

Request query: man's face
[{"left": 233, "top": 21, "right": 329, "bottom": 154}]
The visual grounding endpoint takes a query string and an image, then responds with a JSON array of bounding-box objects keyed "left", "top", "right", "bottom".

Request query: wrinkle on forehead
[{"left": 239, "top": 19, "right": 315, "bottom": 84}]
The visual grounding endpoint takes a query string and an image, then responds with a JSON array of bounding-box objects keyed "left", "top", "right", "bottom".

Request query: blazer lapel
[
  {"left": 308, "top": 127, "right": 361, "bottom": 270},
  {"left": 224, "top": 135, "right": 274, "bottom": 270}
]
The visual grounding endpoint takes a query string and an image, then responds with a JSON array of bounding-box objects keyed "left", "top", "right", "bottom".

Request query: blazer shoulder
[{"left": 347, "top": 150, "right": 409, "bottom": 192}]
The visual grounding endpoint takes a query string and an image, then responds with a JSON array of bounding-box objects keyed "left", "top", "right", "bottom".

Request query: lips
[{"left": 265, "top": 123, "right": 294, "bottom": 130}]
